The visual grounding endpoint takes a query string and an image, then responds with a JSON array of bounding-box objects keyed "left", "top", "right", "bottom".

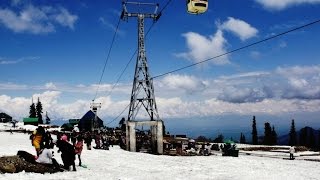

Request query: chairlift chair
[{"left": 187, "top": 0, "right": 208, "bottom": 14}]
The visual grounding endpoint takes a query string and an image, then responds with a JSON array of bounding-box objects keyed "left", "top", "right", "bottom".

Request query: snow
[{"left": 0, "top": 123, "right": 320, "bottom": 179}]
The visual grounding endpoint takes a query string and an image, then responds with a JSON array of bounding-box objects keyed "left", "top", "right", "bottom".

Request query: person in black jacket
[{"left": 56, "top": 139, "right": 76, "bottom": 171}]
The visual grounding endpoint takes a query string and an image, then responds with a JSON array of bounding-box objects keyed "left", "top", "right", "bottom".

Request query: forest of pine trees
[{"left": 29, "top": 97, "right": 44, "bottom": 124}]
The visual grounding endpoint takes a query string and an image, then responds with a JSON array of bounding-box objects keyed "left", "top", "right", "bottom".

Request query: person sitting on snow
[{"left": 36, "top": 145, "right": 62, "bottom": 171}]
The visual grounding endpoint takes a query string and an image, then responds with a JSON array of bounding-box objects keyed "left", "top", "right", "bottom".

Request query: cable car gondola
[{"left": 187, "top": 0, "right": 208, "bottom": 14}]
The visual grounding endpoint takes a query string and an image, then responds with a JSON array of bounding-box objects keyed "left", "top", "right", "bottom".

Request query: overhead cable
[{"left": 152, "top": 19, "right": 320, "bottom": 79}]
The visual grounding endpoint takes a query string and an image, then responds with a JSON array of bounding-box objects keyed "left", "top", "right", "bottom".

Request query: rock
[
  {"left": 0, "top": 163, "right": 16, "bottom": 173},
  {"left": 0, "top": 155, "right": 59, "bottom": 174}
]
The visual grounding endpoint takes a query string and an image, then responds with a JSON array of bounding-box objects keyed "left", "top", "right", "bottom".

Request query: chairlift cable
[
  {"left": 151, "top": 18, "right": 320, "bottom": 80},
  {"left": 106, "top": 103, "right": 130, "bottom": 125},
  {"left": 93, "top": 16, "right": 122, "bottom": 101}
]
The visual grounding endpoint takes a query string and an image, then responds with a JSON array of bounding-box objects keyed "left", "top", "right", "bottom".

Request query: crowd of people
[{"left": 28, "top": 126, "right": 126, "bottom": 172}]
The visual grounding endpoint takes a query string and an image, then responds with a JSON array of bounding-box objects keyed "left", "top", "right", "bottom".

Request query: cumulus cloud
[
  {"left": 255, "top": 0, "right": 320, "bottom": 10},
  {"left": 275, "top": 66, "right": 320, "bottom": 99},
  {"left": 177, "top": 17, "right": 257, "bottom": 66},
  {"left": 220, "top": 17, "right": 258, "bottom": 41},
  {"left": 1, "top": 65, "right": 320, "bottom": 120},
  {"left": 52, "top": 7, "right": 78, "bottom": 29},
  {"left": 217, "top": 86, "right": 273, "bottom": 103},
  {"left": 176, "top": 30, "right": 230, "bottom": 65},
  {"left": 212, "top": 65, "right": 320, "bottom": 102},
  {"left": 0, "top": 4, "right": 78, "bottom": 34},
  {"left": 157, "top": 97, "right": 320, "bottom": 118},
  {"left": 157, "top": 74, "right": 208, "bottom": 94},
  {"left": 0, "top": 91, "right": 129, "bottom": 121}
]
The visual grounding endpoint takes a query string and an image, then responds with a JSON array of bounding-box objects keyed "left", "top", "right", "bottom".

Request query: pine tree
[
  {"left": 29, "top": 98, "right": 36, "bottom": 118},
  {"left": 308, "top": 129, "right": 315, "bottom": 149},
  {"left": 252, "top": 116, "right": 258, "bottom": 145},
  {"left": 299, "top": 127, "right": 307, "bottom": 146},
  {"left": 213, "top": 134, "right": 224, "bottom": 143},
  {"left": 240, "top": 133, "right": 246, "bottom": 144},
  {"left": 271, "top": 126, "right": 277, "bottom": 145},
  {"left": 289, "top": 119, "right": 297, "bottom": 146},
  {"left": 318, "top": 129, "right": 320, "bottom": 150},
  {"left": 263, "top": 122, "right": 272, "bottom": 145},
  {"left": 240, "top": 133, "right": 243, "bottom": 143},
  {"left": 243, "top": 134, "right": 246, "bottom": 144},
  {"left": 36, "top": 97, "right": 43, "bottom": 124},
  {"left": 45, "top": 111, "right": 50, "bottom": 124}
]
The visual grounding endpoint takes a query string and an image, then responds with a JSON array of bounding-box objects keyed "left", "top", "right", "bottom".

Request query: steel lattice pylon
[{"left": 121, "top": 2, "right": 161, "bottom": 121}]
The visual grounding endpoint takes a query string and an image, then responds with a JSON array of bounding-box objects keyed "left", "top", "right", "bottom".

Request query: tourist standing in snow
[
  {"left": 289, "top": 146, "right": 295, "bottom": 160},
  {"left": 61, "top": 134, "right": 68, "bottom": 142},
  {"left": 74, "top": 136, "right": 84, "bottom": 166},
  {"left": 84, "top": 132, "right": 92, "bottom": 150},
  {"left": 31, "top": 126, "right": 45, "bottom": 156},
  {"left": 43, "top": 131, "right": 53, "bottom": 149}
]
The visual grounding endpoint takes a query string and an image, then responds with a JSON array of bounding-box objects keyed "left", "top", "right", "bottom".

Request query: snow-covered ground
[{"left": 0, "top": 131, "right": 320, "bottom": 180}]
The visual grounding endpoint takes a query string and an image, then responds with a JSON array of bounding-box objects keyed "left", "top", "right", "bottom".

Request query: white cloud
[
  {"left": 176, "top": 29, "right": 230, "bottom": 65},
  {"left": 255, "top": 0, "right": 320, "bottom": 10},
  {"left": 44, "top": 82, "right": 57, "bottom": 90},
  {"left": 11, "top": 0, "right": 22, "bottom": 6},
  {"left": 52, "top": 7, "right": 78, "bottom": 29},
  {"left": 0, "top": 56, "right": 39, "bottom": 65},
  {"left": 220, "top": 17, "right": 258, "bottom": 41},
  {"left": 157, "top": 74, "right": 208, "bottom": 93},
  {"left": 1, "top": 65, "right": 320, "bottom": 120},
  {"left": 177, "top": 17, "right": 258, "bottom": 66},
  {"left": 0, "top": 83, "right": 27, "bottom": 90},
  {"left": 0, "top": 5, "right": 78, "bottom": 34},
  {"left": 157, "top": 97, "right": 320, "bottom": 118},
  {"left": 250, "top": 51, "right": 261, "bottom": 59},
  {"left": 217, "top": 86, "right": 273, "bottom": 103},
  {"left": 99, "top": 17, "right": 125, "bottom": 36}
]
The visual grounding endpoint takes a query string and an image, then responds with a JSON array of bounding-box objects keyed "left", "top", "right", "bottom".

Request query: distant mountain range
[{"left": 278, "top": 126, "right": 320, "bottom": 146}]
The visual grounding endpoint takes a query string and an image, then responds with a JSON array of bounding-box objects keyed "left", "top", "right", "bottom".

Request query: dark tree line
[
  {"left": 262, "top": 122, "right": 277, "bottom": 145},
  {"left": 251, "top": 116, "right": 277, "bottom": 145},
  {"left": 29, "top": 97, "right": 46, "bottom": 124},
  {"left": 240, "top": 133, "right": 246, "bottom": 144}
]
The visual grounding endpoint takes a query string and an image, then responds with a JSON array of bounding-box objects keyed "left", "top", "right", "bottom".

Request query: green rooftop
[{"left": 23, "top": 118, "right": 38, "bottom": 123}]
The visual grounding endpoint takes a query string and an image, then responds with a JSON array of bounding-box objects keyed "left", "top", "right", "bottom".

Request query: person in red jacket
[{"left": 75, "top": 136, "right": 84, "bottom": 166}]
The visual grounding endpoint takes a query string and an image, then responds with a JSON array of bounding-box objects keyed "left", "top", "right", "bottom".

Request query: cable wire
[
  {"left": 93, "top": 16, "right": 122, "bottom": 101},
  {"left": 106, "top": 22, "right": 156, "bottom": 97},
  {"left": 152, "top": 18, "right": 320, "bottom": 79},
  {"left": 159, "top": 0, "right": 172, "bottom": 13},
  {"left": 106, "top": 103, "right": 130, "bottom": 125}
]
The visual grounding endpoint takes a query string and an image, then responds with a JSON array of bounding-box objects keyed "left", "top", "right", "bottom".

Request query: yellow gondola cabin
[{"left": 187, "top": 0, "right": 208, "bottom": 14}]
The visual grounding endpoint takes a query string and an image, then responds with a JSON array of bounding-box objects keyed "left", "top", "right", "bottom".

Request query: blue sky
[{"left": 0, "top": 0, "right": 320, "bottom": 138}]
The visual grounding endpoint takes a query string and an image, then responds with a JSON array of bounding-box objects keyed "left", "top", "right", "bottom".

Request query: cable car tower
[
  {"left": 121, "top": 1, "right": 161, "bottom": 122},
  {"left": 121, "top": 1, "right": 163, "bottom": 154}
]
